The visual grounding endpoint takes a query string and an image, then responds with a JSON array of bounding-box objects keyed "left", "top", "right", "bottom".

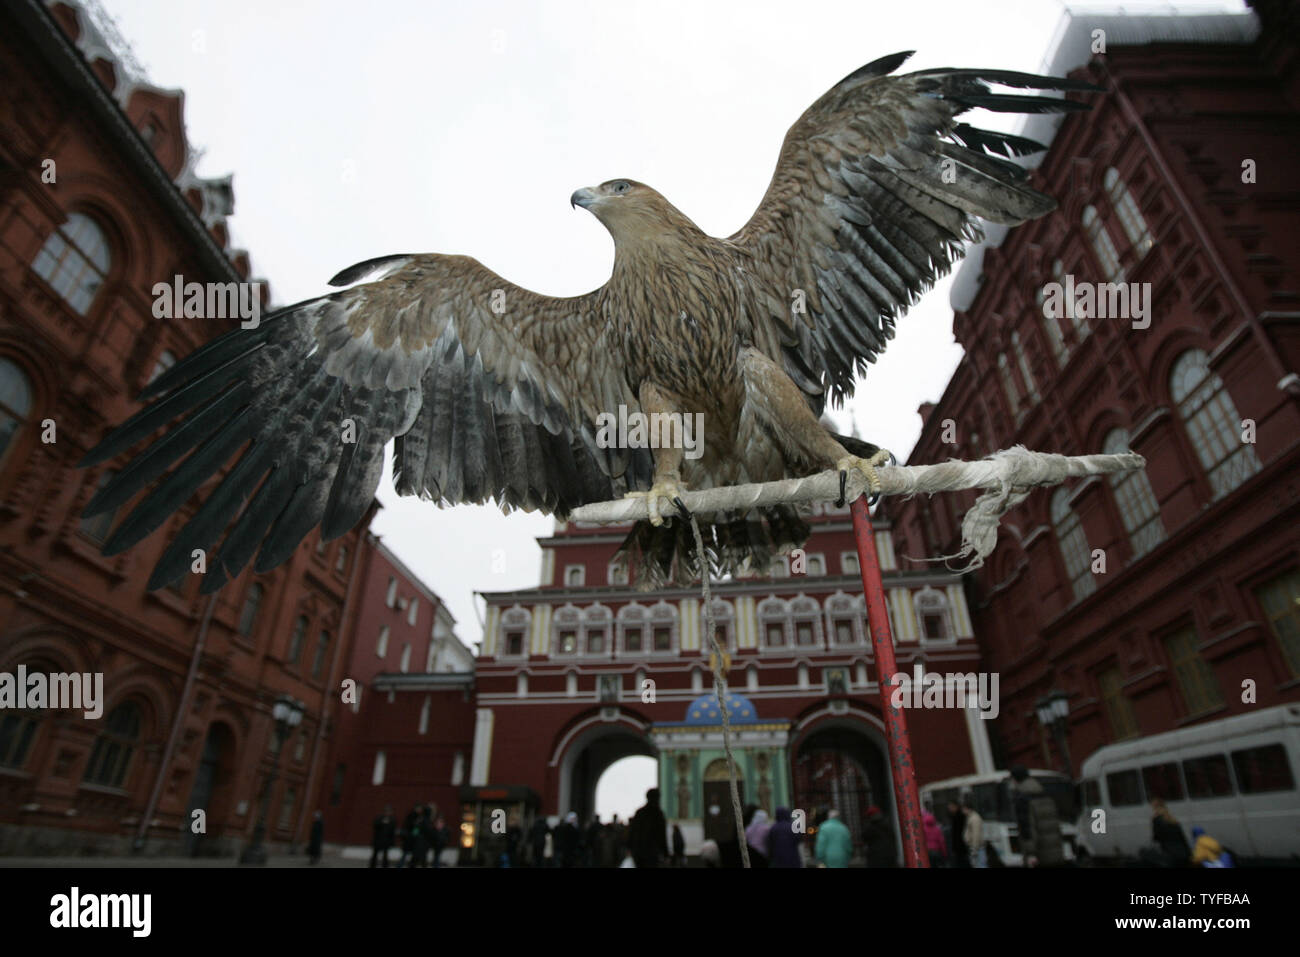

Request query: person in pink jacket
[{"left": 922, "top": 810, "right": 948, "bottom": 867}]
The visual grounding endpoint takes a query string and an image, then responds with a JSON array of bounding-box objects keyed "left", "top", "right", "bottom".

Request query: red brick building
[
  {"left": 469, "top": 508, "right": 991, "bottom": 864},
  {"left": 884, "top": 6, "right": 1300, "bottom": 777},
  {"left": 0, "top": 0, "right": 375, "bottom": 856},
  {"left": 320, "top": 535, "right": 474, "bottom": 849}
]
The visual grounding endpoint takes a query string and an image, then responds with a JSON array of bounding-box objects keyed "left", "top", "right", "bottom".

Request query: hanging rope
[
  {"left": 688, "top": 513, "right": 751, "bottom": 868},
  {"left": 573, "top": 446, "right": 1145, "bottom": 572}
]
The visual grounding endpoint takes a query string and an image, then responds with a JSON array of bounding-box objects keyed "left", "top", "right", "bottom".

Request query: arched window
[
  {"left": 758, "top": 596, "right": 791, "bottom": 649},
  {"left": 553, "top": 605, "right": 581, "bottom": 655},
  {"left": 32, "top": 212, "right": 112, "bottom": 314},
  {"left": 1103, "top": 428, "right": 1165, "bottom": 558},
  {"left": 1053, "top": 258, "right": 1089, "bottom": 342},
  {"left": 1036, "top": 273, "right": 1069, "bottom": 366},
  {"left": 499, "top": 607, "right": 530, "bottom": 658},
  {"left": 914, "top": 588, "right": 953, "bottom": 642},
  {"left": 83, "top": 701, "right": 141, "bottom": 788},
  {"left": 376, "top": 624, "right": 390, "bottom": 658},
  {"left": 287, "top": 615, "right": 308, "bottom": 665},
  {"left": 700, "top": 599, "right": 733, "bottom": 652},
  {"left": 998, "top": 354, "right": 1020, "bottom": 413},
  {"left": 0, "top": 358, "right": 34, "bottom": 470},
  {"left": 1171, "top": 350, "right": 1261, "bottom": 499},
  {"left": 1012, "top": 331, "right": 1038, "bottom": 402},
  {"left": 312, "top": 630, "right": 330, "bottom": 678},
  {"left": 0, "top": 708, "right": 40, "bottom": 769},
  {"left": 650, "top": 601, "right": 679, "bottom": 653},
  {"left": 790, "top": 596, "right": 823, "bottom": 649},
  {"left": 583, "top": 604, "right": 612, "bottom": 655},
  {"left": 1051, "top": 488, "right": 1096, "bottom": 601},
  {"left": 618, "top": 603, "right": 649, "bottom": 654},
  {"left": 824, "top": 592, "right": 863, "bottom": 647},
  {"left": 1082, "top": 205, "right": 1123, "bottom": 282},
  {"left": 238, "top": 583, "right": 263, "bottom": 636},
  {"left": 1104, "top": 168, "right": 1153, "bottom": 259}
]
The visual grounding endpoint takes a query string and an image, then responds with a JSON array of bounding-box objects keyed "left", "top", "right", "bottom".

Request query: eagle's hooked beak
[{"left": 570, "top": 187, "right": 597, "bottom": 210}]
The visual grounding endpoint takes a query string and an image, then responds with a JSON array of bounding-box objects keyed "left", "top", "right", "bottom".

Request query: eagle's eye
[{"left": 611, "top": 181, "right": 631, "bottom": 194}]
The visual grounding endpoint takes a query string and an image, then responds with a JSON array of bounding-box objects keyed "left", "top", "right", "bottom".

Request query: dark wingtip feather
[
  {"left": 328, "top": 254, "right": 414, "bottom": 287},
  {"left": 840, "top": 51, "right": 915, "bottom": 87}
]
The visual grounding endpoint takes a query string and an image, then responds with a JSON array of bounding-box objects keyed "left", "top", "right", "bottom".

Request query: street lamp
[
  {"left": 239, "top": 694, "right": 305, "bottom": 866},
  {"left": 1035, "top": 690, "right": 1072, "bottom": 779}
]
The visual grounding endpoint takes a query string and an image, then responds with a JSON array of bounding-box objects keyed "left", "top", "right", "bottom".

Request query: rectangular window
[
  {"left": 587, "top": 630, "right": 605, "bottom": 654},
  {"left": 386, "top": 577, "right": 397, "bottom": 608},
  {"left": 1163, "top": 627, "right": 1222, "bottom": 716},
  {"left": 1105, "top": 769, "right": 1143, "bottom": 807},
  {"left": 1097, "top": 666, "right": 1139, "bottom": 740},
  {"left": 765, "top": 623, "right": 785, "bottom": 648},
  {"left": 559, "top": 630, "right": 577, "bottom": 654},
  {"left": 796, "top": 622, "right": 815, "bottom": 647},
  {"left": 1255, "top": 569, "right": 1300, "bottom": 678},
  {"left": 625, "top": 629, "right": 643, "bottom": 653},
  {"left": 654, "top": 627, "right": 672, "bottom": 652},
  {"left": 407, "top": 596, "right": 419, "bottom": 626},
  {"left": 1141, "top": 762, "right": 1184, "bottom": 801},
  {"left": 278, "top": 786, "right": 297, "bottom": 831},
  {"left": 841, "top": 553, "right": 859, "bottom": 575},
  {"left": 1183, "top": 754, "right": 1234, "bottom": 798},
  {"left": 921, "top": 613, "right": 945, "bottom": 641},
  {"left": 564, "top": 565, "right": 585, "bottom": 587},
  {"left": 835, "top": 621, "right": 854, "bottom": 646},
  {"left": 505, "top": 631, "right": 524, "bottom": 656},
  {"left": 1231, "top": 744, "right": 1296, "bottom": 794}
]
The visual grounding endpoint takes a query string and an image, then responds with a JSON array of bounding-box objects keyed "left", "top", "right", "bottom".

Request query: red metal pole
[{"left": 850, "top": 496, "right": 930, "bottom": 869}]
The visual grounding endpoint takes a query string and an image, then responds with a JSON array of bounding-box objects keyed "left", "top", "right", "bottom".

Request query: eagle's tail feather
[{"left": 615, "top": 506, "right": 811, "bottom": 591}]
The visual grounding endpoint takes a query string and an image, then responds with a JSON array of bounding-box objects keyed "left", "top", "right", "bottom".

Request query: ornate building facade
[
  {"left": 884, "top": 7, "right": 1300, "bottom": 778},
  {"left": 471, "top": 506, "right": 993, "bottom": 862},
  {"left": 0, "top": 0, "right": 375, "bottom": 857}
]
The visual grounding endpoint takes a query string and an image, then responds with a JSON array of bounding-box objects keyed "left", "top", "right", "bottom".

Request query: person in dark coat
[
  {"left": 767, "top": 806, "right": 803, "bottom": 868},
  {"left": 947, "top": 800, "right": 969, "bottom": 867},
  {"left": 370, "top": 804, "right": 397, "bottom": 868},
  {"left": 671, "top": 823, "right": 686, "bottom": 867},
  {"left": 863, "top": 805, "right": 896, "bottom": 867},
  {"left": 431, "top": 815, "right": 450, "bottom": 867},
  {"left": 584, "top": 816, "right": 604, "bottom": 868},
  {"left": 399, "top": 804, "right": 422, "bottom": 867},
  {"left": 307, "top": 810, "right": 324, "bottom": 865},
  {"left": 628, "top": 788, "right": 669, "bottom": 868},
  {"left": 1150, "top": 799, "right": 1191, "bottom": 867},
  {"left": 555, "top": 812, "right": 582, "bottom": 867},
  {"left": 529, "top": 814, "right": 551, "bottom": 867}
]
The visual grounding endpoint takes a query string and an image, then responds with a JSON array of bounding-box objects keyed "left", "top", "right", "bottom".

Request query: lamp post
[
  {"left": 239, "top": 694, "right": 305, "bottom": 866},
  {"left": 1035, "top": 690, "right": 1072, "bottom": 779}
]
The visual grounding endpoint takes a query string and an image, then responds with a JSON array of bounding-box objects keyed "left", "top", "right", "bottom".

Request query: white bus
[
  {"left": 920, "top": 768, "right": 1080, "bottom": 866},
  {"left": 1076, "top": 704, "right": 1300, "bottom": 865}
]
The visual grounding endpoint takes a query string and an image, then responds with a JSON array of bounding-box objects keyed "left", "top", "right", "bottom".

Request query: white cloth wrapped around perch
[{"left": 571, "top": 445, "right": 1146, "bottom": 571}]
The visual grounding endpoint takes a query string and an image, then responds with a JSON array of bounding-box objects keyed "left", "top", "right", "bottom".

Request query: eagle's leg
[
  {"left": 739, "top": 347, "right": 892, "bottom": 502},
  {"left": 622, "top": 381, "right": 689, "bottom": 527}
]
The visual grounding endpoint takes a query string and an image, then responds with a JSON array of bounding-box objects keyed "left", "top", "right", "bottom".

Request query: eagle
[{"left": 80, "top": 51, "right": 1098, "bottom": 591}]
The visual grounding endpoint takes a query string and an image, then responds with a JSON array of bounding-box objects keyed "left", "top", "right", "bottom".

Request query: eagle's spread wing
[
  {"left": 732, "top": 51, "right": 1101, "bottom": 404},
  {"left": 80, "top": 254, "right": 647, "bottom": 591}
]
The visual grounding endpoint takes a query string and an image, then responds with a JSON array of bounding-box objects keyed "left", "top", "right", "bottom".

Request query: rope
[
  {"left": 573, "top": 446, "right": 1145, "bottom": 572},
  {"left": 688, "top": 513, "right": 751, "bottom": 869}
]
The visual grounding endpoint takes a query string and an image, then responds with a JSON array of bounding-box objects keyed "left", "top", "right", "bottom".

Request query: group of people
[
  {"left": 922, "top": 797, "right": 987, "bottom": 867},
  {"left": 924, "top": 765, "right": 1061, "bottom": 867},
  {"left": 1146, "top": 798, "right": 1236, "bottom": 867},
  {"left": 369, "top": 803, "right": 453, "bottom": 867},
  {"left": 706, "top": 802, "right": 896, "bottom": 868}
]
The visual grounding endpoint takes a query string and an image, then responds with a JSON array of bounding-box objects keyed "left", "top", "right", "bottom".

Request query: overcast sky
[{"left": 98, "top": 0, "right": 1244, "bottom": 815}]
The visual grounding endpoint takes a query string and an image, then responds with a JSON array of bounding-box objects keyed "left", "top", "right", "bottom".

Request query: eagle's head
[{"left": 570, "top": 179, "right": 696, "bottom": 244}]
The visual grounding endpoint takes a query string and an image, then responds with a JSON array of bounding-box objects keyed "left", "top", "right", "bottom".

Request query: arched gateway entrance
[
  {"left": 554, "top": 712, "right": 657, "bottom": 825},
  {"left": 791, "top": 713, "right": 898, "bottom": 866}
]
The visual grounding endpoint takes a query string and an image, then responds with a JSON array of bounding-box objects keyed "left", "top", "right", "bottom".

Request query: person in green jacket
[{"left": 815, "top": 809, "right": 854, "bottom": 868}]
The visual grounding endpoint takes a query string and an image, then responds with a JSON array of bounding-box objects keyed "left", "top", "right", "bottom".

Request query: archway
[
  {"left": 792, "top": 717, "right": 896, "bottom": 866},
  {"left": 555, "top": 717, "right": 656, "bottom": 826}
]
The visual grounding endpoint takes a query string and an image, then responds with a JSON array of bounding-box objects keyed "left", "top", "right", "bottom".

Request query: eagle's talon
[
  {"left": 624, "top": 476, "right": 688, "bottom": 527},
  {"left": 835, "top": 470, "right": 848, "bottom": 508},
  {"left": 835, "top": 449, "right": 892, "bottom": 504},
  {"left": 672, "top": 496, "right": 692, "bottom": 522}
]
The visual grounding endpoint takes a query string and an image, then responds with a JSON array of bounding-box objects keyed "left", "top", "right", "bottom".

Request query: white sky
[{"left": 99, "top": 0, "right": 1243, "bottom": 656}]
